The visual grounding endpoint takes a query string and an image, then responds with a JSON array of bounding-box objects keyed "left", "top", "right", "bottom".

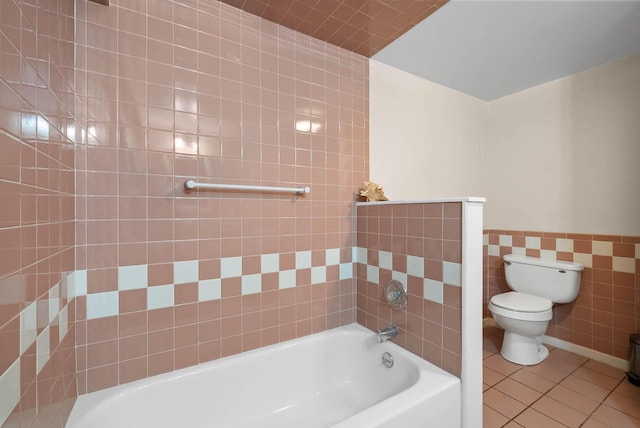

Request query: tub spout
[{"left": 377, "top": 325, "right": 399, "bottom": 343}]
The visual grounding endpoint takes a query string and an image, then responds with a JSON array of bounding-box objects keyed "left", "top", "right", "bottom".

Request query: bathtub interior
[{"left": 66, "top": 324, "right": 460, "bottom": 428}]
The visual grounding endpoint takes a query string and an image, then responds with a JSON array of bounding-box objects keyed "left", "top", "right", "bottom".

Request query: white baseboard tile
[{"left": 541, "top": 335, "right": 630, "bottom": 372}]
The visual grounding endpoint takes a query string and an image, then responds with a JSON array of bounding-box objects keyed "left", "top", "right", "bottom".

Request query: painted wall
[
  {"left": 486, "top": 54, "right": 640, "bottom": 236},
  {"left": 73, "top": 0, "right": 368, "bottom": 394},
  {"left": 369, "top": 60, "right": 487, "bottom": 200},
  {"left": 0, "top": 0, "right": 79, "bottom": 426}
]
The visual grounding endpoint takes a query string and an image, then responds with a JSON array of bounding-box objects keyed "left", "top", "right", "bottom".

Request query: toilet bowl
[{"left": 489, "top": 254, "right": 583, "bottom": 366}]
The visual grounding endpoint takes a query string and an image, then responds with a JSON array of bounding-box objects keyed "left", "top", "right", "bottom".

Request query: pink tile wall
[
  {"left": 356, "top": 203, "right": 463, "bottom": 377},
  {"left": 0, "top": 0, "right": 79, "bottom": 426},
  {"left": 74, "top": 0, "right": 368, "bottom": 393},
  {"left": 484, "top": 230, "right": 640, "bottom": 360}
]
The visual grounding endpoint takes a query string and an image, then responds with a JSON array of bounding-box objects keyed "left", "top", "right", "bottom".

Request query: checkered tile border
[
  {"left": 354, "top": 247, "right": 462, "bottom": 305},
  {"left": 484, "top": 234, "right": 639, "bottom": 273},
  {"left": 74, "top": 248, "right": 355, "bottom": 321}
]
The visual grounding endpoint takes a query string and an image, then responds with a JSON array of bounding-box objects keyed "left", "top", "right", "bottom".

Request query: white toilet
[{"left": 489, "top": 254, "right": 584, "bottom": 365}]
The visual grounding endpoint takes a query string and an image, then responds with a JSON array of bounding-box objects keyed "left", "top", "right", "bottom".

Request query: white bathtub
[{"left": 66, "top": 323, "right": 461, "bottom": 428}]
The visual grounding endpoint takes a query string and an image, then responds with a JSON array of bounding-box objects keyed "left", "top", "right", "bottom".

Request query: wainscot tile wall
[
  {"left": 356, "top": 202, "right": 464, "bottom": 377},
  {"left": 484, "top": 230, "right": 640, "bottom": 360},
  {"left": 73, "top": 0, "right": 368, "bottom": 394},
  {"left": 0, "top": 0, "right": 80, "bottom": 426}
]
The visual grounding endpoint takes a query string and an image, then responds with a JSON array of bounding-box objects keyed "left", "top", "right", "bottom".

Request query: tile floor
[{"left": 483, "top": 326, "right": 640, "bottom": 428}]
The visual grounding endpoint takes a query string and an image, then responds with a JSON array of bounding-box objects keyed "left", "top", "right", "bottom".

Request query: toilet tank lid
[
  {"left": 491, "top": 292, "right": 552, "bottom": 312},
  {"left": 504, "top": 254, "right": 584, "bottom": 271}
]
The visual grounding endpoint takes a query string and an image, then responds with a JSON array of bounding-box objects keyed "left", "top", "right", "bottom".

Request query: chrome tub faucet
[{"left": 377, "top": 325, "right": 399, "bottom": 343}]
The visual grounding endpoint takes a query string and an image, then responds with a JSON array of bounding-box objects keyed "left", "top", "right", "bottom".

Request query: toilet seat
[{"left": 489, "top": 292, "right": 552, "bottom": 322}]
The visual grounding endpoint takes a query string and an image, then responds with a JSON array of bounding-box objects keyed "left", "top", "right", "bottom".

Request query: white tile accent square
[
  {"left": 261, "top": 253, "right": 280, "bottom": 274},
  {"left": 75, "top": 270, "right": 87, "bottom": 297},
  {"left": 311, "top": 266, "right": 326, "bottom": 285},
  {"left": 118, "top": 264, "right": 148, "bottom": 290},
  {"left": 379, "top": 251, "right": 392, "bottom": 270},
  {"left": 573, "top": 253, "right": 593, "bottom": 268},
  {"left": 58, "top": 306, "right": 68, "bottom": 343},
  {"left": 512, "top": 247, "right": 527, "bottom": 257},
  {"left": 174, "top": 260, "right": 199, "bottom": 284},
  {"left": 87, "top": 291, "right": 119, "bottom": 320},
  {"left": 279, "top": 270, "right": 296, "bottom": 289},
  {"left": 592, "top": 241, "right": 613, "bottom": 256},
  {"left": 20, "top": 301, "right": 37, "bottom": 355},
  {"left": 424, "top": 279, "right": 444, "bottom": 304},
  {"left": 36, "top": 326, "right": 50, "bottom": 375},
  {"left": 221, "top": 257, "right": 242, "bottom": 279},
  {"left": 355, "top": 247, "right": 367, "bottom": 264},
  {"left": 147, "top": 285, "right": 174, "bottom": 310},
  {"left": 499, "top": 235, "right": 512, "bottom": 247},
  {"left": 488, "top": 245, "right": 500, "bottom": 256},
  {"left": 296, "top": 250, "right": 312, "bottom": 269},
  {"left": 198, "top": 279, "right": 221, "bottom": 301},
  {"left": 242, "top": 274, "right": 262, "bottom": 295},
  {"left": 392, "top": 271, "right": 408, "bottom": 287},
  {"left": 540, "top": 250, "right": 557, "bottom": 260},
  {"left": 326, "top": 248, "right": 340, "bottom": 266},
  {"left": 525, "top": 236, "right": 541, "bottom": 249},
  {"left": 366, "top": 265, "right": 379, "bottom": 284},
  {"left": 48, "top": 283, "right": 60, "bottom": 323},
  {"left": 66, "top": 271, "right": 77, "bottom": 299},
  {"left": 406, "top": 255, "right": 424, "bottom": 277},
  {"left": 556, "top": 238, "right": 574, "bottom": 253},
  {"left": 483, "top": 234, "right": 489, "bottom": 246},
  {"left": 613, "top": 257, "right": 635, "bottom": 274},
  {"left": 339, "top": 263, "right": 353, "bottom": 280},
  {"left": 443, "top": 262, "right": 461, "bottom": 287},
  {"left": 0, "top": 359, "right": 20, "bottom": 427}
]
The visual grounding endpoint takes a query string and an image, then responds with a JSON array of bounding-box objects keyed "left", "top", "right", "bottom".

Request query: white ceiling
[{"left": 373, "top": 0, "right": 640, "bottom": 101}]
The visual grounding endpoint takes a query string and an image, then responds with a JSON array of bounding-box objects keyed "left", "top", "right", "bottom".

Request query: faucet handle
[{"left": 384, "top": 280, "right": 407, "bottom": 310}]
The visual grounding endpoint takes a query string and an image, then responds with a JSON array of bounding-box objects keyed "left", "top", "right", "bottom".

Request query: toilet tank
[{"left": 504, "top": 254, "right": 584, "bottom": 304}]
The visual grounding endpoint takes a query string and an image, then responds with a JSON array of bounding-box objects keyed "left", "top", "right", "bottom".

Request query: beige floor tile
[
  {"left": 549, "top": 347, "right": 589, "bottom": 366},
  {"left": 604, "top": 392, "right": 640, "bottom": 419},
  {"left": 573, "top": 366, "right": 621, "bottom": 391},
  {"left": 484, "top": 353, "right": 523, "bottom": 376},
  {"left": 510, "top": 369, "right": 556, "bottom": 394},
  {"left": 581, "top": 417, "right": 612, "bottom": 428},
  {"left": 494, "top": 377, "right": 543, "bottom": 406},
  {"left": 484, "top": 388, "right": 528, "bottom": 419},
  {"left": 514, "top": 407, "right": 567, "bottom": 428},
  {"left": 614, "top": 380, "right": 640, "bottom": 402},
  {"left": 483, "top": 382, "right": 491, "bottom": 391},
  {"left": 531, "top": 395, "right": 589, "bottom": 427},
  {"left": 484, "top": 349, "right": 496, "bottom": 359},
  {"left": 483, "top": 404, "right": 509, "bottom": 428},
  {"left": 524, "top": 362, "right": 572, "bottom": 383},
  {"left": 484, "top": 366, "right": 507, "bottom": 387},
  {"left": 503, "top": 423, "right": 525, "bottom": 428},
  {"left": 591, "top": 404, "right": 640, "bottom": 428},
  {"left": 584, "top": 359, "right": 626, "bottom": 380},
  {"left": 546, "top": 384, "right": 601, "bottom": 415},
  {"left": 560, "top": 374, "right": 612, "bottom": 402}
]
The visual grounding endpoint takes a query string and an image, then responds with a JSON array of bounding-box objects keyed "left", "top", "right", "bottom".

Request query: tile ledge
[{"left": 356, "top": 197, "right": 486, "bottom": 206}]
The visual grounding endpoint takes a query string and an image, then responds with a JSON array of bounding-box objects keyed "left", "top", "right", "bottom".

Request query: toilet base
[{"left": 500, "top": 332, "right": 549, "bottom": 365}]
